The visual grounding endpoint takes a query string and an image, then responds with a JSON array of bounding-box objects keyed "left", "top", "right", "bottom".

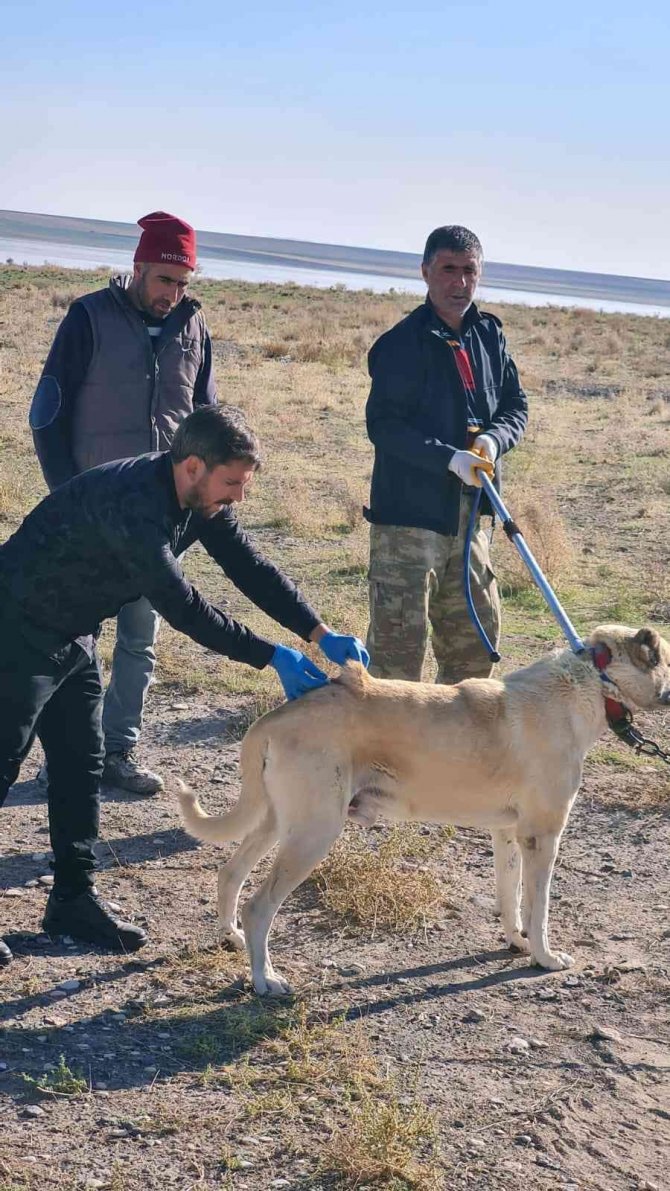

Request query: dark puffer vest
[{"left": 71, "top": 277, "right": 208, "bottom": 472}]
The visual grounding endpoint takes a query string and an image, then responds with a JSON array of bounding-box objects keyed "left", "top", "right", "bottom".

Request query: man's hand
[
  {"left": 448, "top": 449, "right": 494, "bottom": 488},
  {"left": 270, "top": 644, "right": 329, "bottom": 701},
  {"left": 472, "top": 433, "right": 499, "bottom": 465},
  {"left": 318, "top": 630, "right": 370, "bottom": 668}
]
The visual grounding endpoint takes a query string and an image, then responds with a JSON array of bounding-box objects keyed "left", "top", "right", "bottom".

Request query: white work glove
[
  {"left": 448, "top": 449, "right": 493, "bottom": 488},
  {"left": 472, "top": 433, "right": 499, "bottom": 465}
]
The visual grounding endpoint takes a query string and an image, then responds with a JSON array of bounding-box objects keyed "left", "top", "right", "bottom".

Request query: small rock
[
  {"left": 152, "top": 995, "right": 172, "bottom": 1007},
  {"left": 31, "top": 852, "right": 48, "bottom": 862},
  {"left": 528, "top": 1037, "right": 548, "bottom": 1050},
  {"left": 508, "top": 1036, "right": 530, "bottom": 1053},
  {"left": 462, "top": 1009, "right": 485, "bottom": 1024},
  {"left": 515, "top": 1133, "right": 533, "bottom": 1146},
  {"left": 170, "top": 703, "right": 189, "bottom": 711},
  {"left": 85, "top": 1177, "right": 108, "bottom": 1188},
  {"left": 339, "top": 963, "right": 365, "bottom": 977},
  {"left": 0, "top": 1061, "right": 8, "bottom": 1070},
  {"left": 591, "top": 1024, "right": 622, "bottom": 1043},
  {"left": 57, "top": 979, "right": 81, "bottom": 993},
  {"left": 468, "top": 1136, "right": 487, "bottom": 1149},
  {"left": 24, "top": 879, "right": 39, "bottom": 888},
  {"left": 2, "top": 888, "right": 24, "bottom": 898},
  {"left": 537, "top": 988, "right": 558, "bottom": 1001},
  {"left": 237, "top": 1160, "right": 254, "bottom": 1169},
  {"left": 23, "top": 1104, "right": 46, "bottom": 1118},
  {"left": 270, "top": 1182, "right": 291, "bottom": 1188},
  {"left": 38, "top": 875, "right": 55, "bottom": 887},
  {"left": 107, "top": 903, "right": 121, "bottom": 914}
]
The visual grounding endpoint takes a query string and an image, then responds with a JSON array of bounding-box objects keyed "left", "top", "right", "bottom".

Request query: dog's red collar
[
  {"left": 590, "top": 645, "right": 632, "bottom": 731},
  {"left": 590, "top": 643, "right": 670, "bottom": 763}
]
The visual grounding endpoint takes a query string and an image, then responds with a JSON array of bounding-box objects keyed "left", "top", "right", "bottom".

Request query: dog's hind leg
[
  {"left": 519, "top": 829, "right": 574, "bottom": 970},
  {"left": 492, "top": 830, "right": 530, "bottom": 955},
  {"left": 217, "top": 811, "right": 278, "bottom": 951},
  {"left": 240, "top": 806, "right": 345, "bottom": 997}
]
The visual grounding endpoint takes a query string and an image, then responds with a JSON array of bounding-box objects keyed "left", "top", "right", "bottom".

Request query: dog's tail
[{"left": 175, "top": 718, "right": 271, "bottom": 844}]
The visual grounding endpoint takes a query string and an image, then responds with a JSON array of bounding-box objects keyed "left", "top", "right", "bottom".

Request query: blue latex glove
[
  {"left": 319, "top": 631, "right": 371, "bottom": 669},
  {"left": 270, "top": 644, "right": 329, "bottom": 701}
]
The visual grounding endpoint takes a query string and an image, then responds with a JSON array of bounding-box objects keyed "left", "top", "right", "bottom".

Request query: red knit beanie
[{"left": 134, "top": 211, "right": 197, "bottom": 270}]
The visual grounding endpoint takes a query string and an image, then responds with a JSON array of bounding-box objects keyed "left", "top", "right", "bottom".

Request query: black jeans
[{"left": 0, "top": 612, "right": 104, "bottom": 894}]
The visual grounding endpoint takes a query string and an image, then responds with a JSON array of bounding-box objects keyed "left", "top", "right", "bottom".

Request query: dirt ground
[
  {"left": 1, "top": 269, "right": 669, "bottom": 1188},
  {"left": 1, "top": 681, "right": 668, "bottom": 1191}
]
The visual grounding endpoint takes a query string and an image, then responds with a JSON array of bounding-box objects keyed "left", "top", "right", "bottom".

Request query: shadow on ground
[{"left": 0, "top": 944, "right": 559, "bottom": 1102}]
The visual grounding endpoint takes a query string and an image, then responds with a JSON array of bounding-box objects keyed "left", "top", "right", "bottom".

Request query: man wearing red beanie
[{"left": 29, "top": 211, "right": 217, "bottom": 796}]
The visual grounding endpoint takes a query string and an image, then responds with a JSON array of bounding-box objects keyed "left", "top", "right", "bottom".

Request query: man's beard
[{"left": 136, "top": 276, "right": 170, "bottom": 319}]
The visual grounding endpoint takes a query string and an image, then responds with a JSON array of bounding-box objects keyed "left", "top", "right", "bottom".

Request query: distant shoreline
[{"left": 2, "top": 208, "right": 670, "bottom": 315}]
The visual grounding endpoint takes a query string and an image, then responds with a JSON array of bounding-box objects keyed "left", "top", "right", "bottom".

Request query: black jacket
[
  {"left": 0, "top": 453, "right": 320, "bottom": 668},
  {"left": 365, "top": 300, "right": 528, "bottom": 535}
]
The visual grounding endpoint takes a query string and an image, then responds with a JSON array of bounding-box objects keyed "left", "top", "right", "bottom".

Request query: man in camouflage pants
[{"left": 364, "top": 225, "right": 528, "bottom": 682}]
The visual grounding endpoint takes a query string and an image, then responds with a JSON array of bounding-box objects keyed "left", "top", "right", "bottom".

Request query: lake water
[{"left": 2, "top": 235, "right": 669, "bottom": 319}]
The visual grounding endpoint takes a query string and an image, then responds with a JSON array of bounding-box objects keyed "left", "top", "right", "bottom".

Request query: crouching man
[{"left": 0, "top": 404, "right": 368, "bottom": 964}]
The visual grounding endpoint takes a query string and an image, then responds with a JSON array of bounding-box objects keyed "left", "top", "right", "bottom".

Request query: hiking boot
[
  {"left": 103, "top": 750, "right": 163, "bottom": 796},
  {"left": 0, "top": 938, "right": 12, "bottom": 966},
  {"left": 43, "top": 888, "right": 148, "bottom": 952}
]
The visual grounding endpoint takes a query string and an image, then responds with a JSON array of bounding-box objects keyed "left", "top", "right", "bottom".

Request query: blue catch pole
[{"left": 478, "top": 472, "right": 585, "bottom": 655}]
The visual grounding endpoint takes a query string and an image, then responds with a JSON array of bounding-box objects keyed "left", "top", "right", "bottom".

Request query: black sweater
[{"left": 0, "top": 453, "right": 320, "bottom": 667}]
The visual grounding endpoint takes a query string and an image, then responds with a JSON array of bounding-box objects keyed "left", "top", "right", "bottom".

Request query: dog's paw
[
  {"left": 220, "top": 927, "right": 246, "bottom": 952},
  {"left": 532, "top": 949, "right": 574, "bottom": 971},
  {"left": 507, "top": 931, "right": 531, "bottom": 955},
  {"left": 253, "top": 970, "right": 294, "bottom": 997}
]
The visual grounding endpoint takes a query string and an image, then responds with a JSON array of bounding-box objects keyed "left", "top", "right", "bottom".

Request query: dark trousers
[{"left": 0, "top": 614, "right": 104, "bottom": 894}]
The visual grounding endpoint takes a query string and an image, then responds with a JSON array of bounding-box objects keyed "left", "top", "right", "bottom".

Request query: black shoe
[
  {"left": 0, "top": 938, "right": 12, "bottom": 966},
  {"left": 43, "top": 888, "right": 148, "bottom": 952}
]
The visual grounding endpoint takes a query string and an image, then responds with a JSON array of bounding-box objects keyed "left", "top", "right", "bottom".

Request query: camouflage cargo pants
[{"left": 366, "top": 499, "right": 501, "bottom": 683}]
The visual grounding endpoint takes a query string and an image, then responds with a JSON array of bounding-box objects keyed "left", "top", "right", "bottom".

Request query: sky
[{"left": 1, "top": 0, "right": 669, "bottom": 278}]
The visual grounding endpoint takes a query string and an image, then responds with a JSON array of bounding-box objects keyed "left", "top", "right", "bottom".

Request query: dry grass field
[{"left": 0, "top": 264, "right": 669, "bottom": 1190}]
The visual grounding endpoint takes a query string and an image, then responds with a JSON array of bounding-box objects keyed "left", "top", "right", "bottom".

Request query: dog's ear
[{"left": 629, "top": 627, "right": 661, "bottom": 670}]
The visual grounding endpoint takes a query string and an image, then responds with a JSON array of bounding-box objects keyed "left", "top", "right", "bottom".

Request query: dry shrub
[
  {"left": 496, "top": 482, "right": 575, "bottom": 593},
  {"left": 323, "top": 1087, "right": 440, "bottom": 1188},
  {"left": 269, "top": 474, "right": 365, "bottom": 537},
  {"left": 50, "top": 290, "right": 78, "bottom": 310},
  {"left": 0, "top": 472, "right": 34, "bottom": 522},
  {"left": 261, "top": 339, "right": 291, "bottom": 360},
  {"left": 315, "top": 824, "right": 455, "bottom": 934},
  {"left": 227, "top": 1003, "right": 441, "bottom": 1185}
]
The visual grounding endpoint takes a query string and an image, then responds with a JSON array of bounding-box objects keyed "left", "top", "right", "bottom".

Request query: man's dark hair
[
  {"left": 171, "top": 404, "right": 261, "bottom": 469},
  {"left": 422, "top": 225, "right": 483, "bottom": 266}
]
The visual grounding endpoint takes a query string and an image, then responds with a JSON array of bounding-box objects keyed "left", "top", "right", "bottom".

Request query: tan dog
[{"left": 177, "top": 625, "right": 670, "bottom": 996}]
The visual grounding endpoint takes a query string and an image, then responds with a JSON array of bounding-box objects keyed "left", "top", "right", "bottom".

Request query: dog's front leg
[
  {"left": 492, "top": 830, "right": 530, "bottom": 955},
  {"left": 519, "top": 830, "right": 573, "bottom": 970}
]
